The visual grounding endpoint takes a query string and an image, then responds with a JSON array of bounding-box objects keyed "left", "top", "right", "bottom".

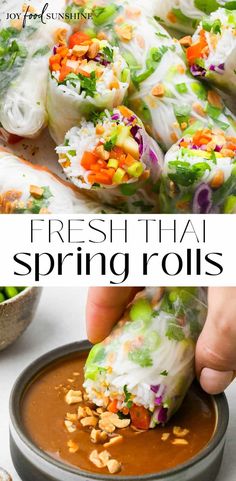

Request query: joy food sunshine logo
[{"left": 3, "top": 2, "right": 93, "bottom": 28}]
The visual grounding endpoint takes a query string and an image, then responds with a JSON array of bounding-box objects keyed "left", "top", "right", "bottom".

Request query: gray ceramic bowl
[
  {"left": 10, "top": 341, "right": 229, "bottom": 481},
  {"left": 0, "top": 287, "right": 42, "bottom": 352}
]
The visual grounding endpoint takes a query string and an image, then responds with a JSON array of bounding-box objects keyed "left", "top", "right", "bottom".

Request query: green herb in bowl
[{"left": 0, "top": 287, "right": 26, "bottom": 303}]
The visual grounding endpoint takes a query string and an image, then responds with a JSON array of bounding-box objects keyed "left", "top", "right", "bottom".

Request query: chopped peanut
[
  {"left": 72, "top": 45, "right": 89, "bottom": 57},
  {"left": 107, "top": 459, "right": 122, "bottom": 474},
  {"left": 192, "top": 102, "right": 205, "bottom": 116},
  {"left": 64, "top": 420, "right": 76, "bottom": 433},
  {"left": 104, "top": 435, "right": 123, "bottom": 448},
  {"left": 78, "top": 406, "right": 87, "bottom": 419},
  {"left": 179, "top": 36, "right": 192, "bottom": 47},
  {"left": 95, "top": 145, "right": 110, "bottom": 160},
  {"left": 39, "top": 207, "right": 50, "bottom": 214},
  {"left": 66, "top": 413, "right": 78, "bottom": 422},
  {"left": 207, "top": 90, "right": 222, "bottom": 109},
  {"left": 97, "top": 31, "right": 108, "bottom": 41},
  {"left": 67, "top": 440, "right": 79, "bottom": 453},
  {"left": 167, "top": 11, "right": 177, "bottom": 23},
  {"left": 89, "top": 449, "right": 111, "bottom": 468},
  {"left": 89, "top": 450, "right": 105, "bottom": 468},
  {"left": 151, "top": 84, "right": 165, "bottom": 97},
  {"left": 80, "top": 416, "right": 98, "bottom": 428},
  {"left": 210, "top": 169, "right": 225, "bottom": 189},
  {"left": 88, "top": 41, "right": 100, "bottom": 59},
  {"left": 99, "top": 450, "right": 111, "bottom": 466},
  {"left": 172, "top": 438, "right": 189, "bottom": 445},
  {"left": 99, "top": 419, "right": 116, "bottom": 434},
  {"left": 90, "top": 429, "right": 108, "bottom": 444},
  {"left": 54, "top": 28, "right": 68, "bottom": 45},
  {"left": 22, "top": 3, "right": 36, "bottom": 12},
  {"left": 173, "top": 426, "right": 190, "bottom": 438},
  {"left": 65, "top": 390, "right": 83, "bottom": 405},
  {"left": 29, "top": 185, "right": 44, "bottom": 199},
  {"left": 161, "top": 433, "right": 170, "bottom": 441},
  {"left": 115, "top": 24, "right": 133, "bottom": 41}
]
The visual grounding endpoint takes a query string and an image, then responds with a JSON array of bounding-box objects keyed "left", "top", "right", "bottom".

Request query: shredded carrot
[{"left": 108, "top": 400, "right": 119, "bottom": 413}]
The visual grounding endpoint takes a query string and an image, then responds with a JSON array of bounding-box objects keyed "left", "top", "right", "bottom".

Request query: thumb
[{"left": 196, "top": 288, "right": 236, "bottom": 395}]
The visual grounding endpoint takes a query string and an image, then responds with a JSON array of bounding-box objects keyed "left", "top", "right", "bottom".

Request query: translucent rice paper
[
  {"left": 152, "top": 0, "right": 236, "bottom": 34},
  {"left": 56, "top": 107, "right": 163, "bottom": 213},
  {"left": 160, "top": 129, "right": 236, "bottom": 214},
  {"left": 67, "top": 1, "right": 236, "bottom": 150},
  {"left": 84, "top": 287, "right": 207, "bottom": 427},
  {"left": 188, "top": 8, "right": 236, "bottom": 95},
  {"left": 0, "top": 12, "right": 71, "bottom": 138},
  {"left": 0, "top": 149, "right": 119, "bottom": 214},
  {"left": 47, "top": 40, "right": 130, "bottom": 145}
]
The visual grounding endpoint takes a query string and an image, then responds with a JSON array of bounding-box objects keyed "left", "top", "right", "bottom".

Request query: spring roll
[
  {"left": 56, "top": 106, "right": 163, "bottom": 213},
  {"left": 47, "top": 31, "right": 130, "bottom": 144},
  {"left": 0, "top": 14, "right": 71, "bottom": 139},
  {"left": 160, "top": 127, "right": 236, "bottom": 213},
  {"left": 84, "top": 287, "right": 207, "bottom": 428},
  {"left": 152, "top": 0, "right": 236, "bottom": 34},
  {"left": 0, "top": 149, "right": 119, "bottom": 214},
  {"left": 185, "top": 8, "right": 236, "bottom": 95}
]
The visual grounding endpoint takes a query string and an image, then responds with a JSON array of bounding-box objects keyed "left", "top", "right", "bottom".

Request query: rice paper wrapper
[
  {"left": 0, "top": 18, "right": 71, "bottom": 138},
  {"left": 84, "top": 287, "right": 207, "bottom": 427},
  {"left": 188, "top": 8, "right": 236, "bottom": 95},
  {"left": 56, "top": 107, "right": 164, "bottom": 213},
  {"left": 0, "top": 149, "right": 119, "bottom": 214},
  {"left": 160, "top": 128, "right": 236, "bottom": 213}
]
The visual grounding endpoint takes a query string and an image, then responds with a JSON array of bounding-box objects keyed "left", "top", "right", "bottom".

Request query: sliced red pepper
[{"left": 130, "top": 405, "right": 151, "bottom": 430}]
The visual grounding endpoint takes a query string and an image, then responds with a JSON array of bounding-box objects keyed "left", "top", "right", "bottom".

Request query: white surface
[{"left": 0, "top": 287, "right": 235, "bottom": 480}]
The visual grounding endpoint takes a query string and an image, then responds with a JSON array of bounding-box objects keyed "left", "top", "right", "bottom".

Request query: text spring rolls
[
  {"left": 47, "top": 31, "right": 130, "bottom": 144},
  {"left": 160, "top": 127, "right": 236, "bottom": 213},
  {"left": 0, "top": 18, "right": 71, "bottom": 138},
  {"left": 0, "top": 149, "right": 119, "bottom": 214},
  {"left": 56, "top": 106, "right": 163, "bottom": 213},
  {"left": 185, "top": 8, "right": 236, "bottom": 95},
  {"left": 84, "top": 287, "right": 207, "bottom": 428}
]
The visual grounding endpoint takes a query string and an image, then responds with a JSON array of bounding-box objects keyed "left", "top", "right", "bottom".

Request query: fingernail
[{"left": 200, "top": 368, "right": 234, "bottom": 395}]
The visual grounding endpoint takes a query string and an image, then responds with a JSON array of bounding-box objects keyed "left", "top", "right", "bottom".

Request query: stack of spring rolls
[
  {"left": 1, "top": 0, "right": 236, "bottom": 216},
  {"left": 84, "top": 287, "right": 207, "bottom": 428}
]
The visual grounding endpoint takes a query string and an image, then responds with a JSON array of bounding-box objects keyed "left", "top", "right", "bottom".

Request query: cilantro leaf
[
  {"left": 128, "top": 348, "right": 153, "bottom": 367},
  {"left": 124, "top": 385, "right": 133, "bottom": 408},
  {"left": 103, "top": 46, "right": 114, "bottom": 63},
  {"left": 78, "top": 71, "right": 97, "bottom": 97},
  {"left": 166, "top": 324, "right": 185, "bottom": 341},
  {"left": 160, "top": 370, "right": 169, "bottom": 376}
]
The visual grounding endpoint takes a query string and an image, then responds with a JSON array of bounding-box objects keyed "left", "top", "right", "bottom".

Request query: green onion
[
  {"left": 127, "top": 162, "right": 144, "bottom": 178},
  {"left": 130, "top": 298, "right": 153, "bottom": 323},
  {"left": 176, "top": 83, "right": 188, "bottom": 94},
  {"left": 93, "top": 5, "right": 118, "bottom": 26}
]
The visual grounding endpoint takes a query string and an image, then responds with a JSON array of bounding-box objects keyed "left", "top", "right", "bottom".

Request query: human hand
[{"left": 86, "top": 287, "right": 236, "bottom": 395}]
